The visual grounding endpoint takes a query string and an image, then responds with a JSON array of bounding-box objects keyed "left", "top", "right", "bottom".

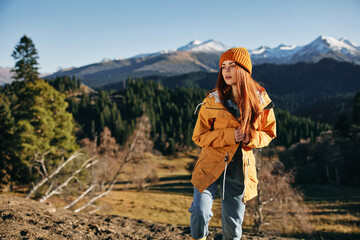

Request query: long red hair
[{"left": 216, "top": 64, "right": 264, "bottom": 140}]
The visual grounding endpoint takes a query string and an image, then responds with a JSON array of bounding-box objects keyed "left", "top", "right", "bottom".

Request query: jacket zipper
[
  {"left": 222, "top": 152, "right": 229, "bottom": 200},
  {"left": 207, "top": 100, "right": 247, "bottom": 201},
  {"left": 205, "top": 107, "right": 228, "bottom": 111},
  {"left": 242, "top": 156, "right": 250, "bottom": 203}
]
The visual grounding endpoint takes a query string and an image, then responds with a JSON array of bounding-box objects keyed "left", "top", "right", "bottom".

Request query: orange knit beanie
[{"left": 219, "top": 47, "right": 252, "bottom": 75}]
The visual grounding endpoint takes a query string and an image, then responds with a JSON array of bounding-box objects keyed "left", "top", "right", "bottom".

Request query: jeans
[{"left": 189, "top": 158, "right": 245, "bottom": 240}]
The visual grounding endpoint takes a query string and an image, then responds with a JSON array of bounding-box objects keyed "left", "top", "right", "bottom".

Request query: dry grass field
[
  {"left": 89, "top": 154, "right": 360, "bottom": 239},
  {"left": 300, "top": 184, "right": 360, "bottom": 240},
  {"left": 96, "top": 153, "right": 224, "bottom": 227}
]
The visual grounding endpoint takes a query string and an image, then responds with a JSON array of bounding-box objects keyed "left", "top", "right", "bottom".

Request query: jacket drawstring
[
  {"left": 222, "top": 152, "right": 229, "bottom": 200},
  {"left": 194, "top": 102, "right": 205, "bottom": 115}
]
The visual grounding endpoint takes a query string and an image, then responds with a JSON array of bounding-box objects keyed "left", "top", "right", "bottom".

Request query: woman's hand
[{"left": 235, "top": 127, "right": 250, "bottom": 144}]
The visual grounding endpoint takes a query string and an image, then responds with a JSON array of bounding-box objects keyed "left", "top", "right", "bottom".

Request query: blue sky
[{"left": 1, "top": 0, "right": 359, "bottom": 73}]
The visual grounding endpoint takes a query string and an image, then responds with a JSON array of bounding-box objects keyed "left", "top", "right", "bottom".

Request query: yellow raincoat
[{"left": 191, "top": 89, "right": 276, "bottom": 202}]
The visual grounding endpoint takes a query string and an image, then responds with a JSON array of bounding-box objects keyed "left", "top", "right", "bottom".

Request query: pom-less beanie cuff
[{"left": 219, "top": 47, "right": 252, "bottom": 75}]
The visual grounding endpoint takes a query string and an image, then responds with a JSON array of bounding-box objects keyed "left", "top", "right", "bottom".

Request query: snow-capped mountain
[
  {"left": 250, "top": 44, "right": 301, "bottom": 64},
  {"left": 41, "top": 35, "right": 360, "bottom": 88},
  {"left": 251, "top": 35, "right": 360, "bottom": 65},
  {"left": 339, "top": 37, "right": 360, "bottom": 51},
  {"left": 132, "top": 39, "right": 228, "bottom": 59},
  {"left": 177, "top": 39, "right": 228, "bottom": 52},
  {"left": 103, "top": 35, "right": 360, "bottom": 66},
  {"left": 101, "top": 58, "right": 112, "bottom": 63},
  {"left": 176, "top": 40, "right": 203, "bottom": 51}
]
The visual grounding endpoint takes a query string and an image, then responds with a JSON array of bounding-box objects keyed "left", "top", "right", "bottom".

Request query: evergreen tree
[
  {"left": 10, "top": 79, "right": 78, "bottom": 183},
  {"left": 91, "top": 120, "right": 96, "bottom": 138},
  {"left": 67, "top": 96, "right": 79, "bottom": 114},
  {"left": 11, "top": 35, "right": 40, "bottom": 81},
  {"left": 0, "top": 94, "right": 15, "bottom": 185}
]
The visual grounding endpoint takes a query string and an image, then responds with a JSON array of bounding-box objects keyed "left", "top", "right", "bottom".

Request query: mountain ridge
[
  {"left": 2, "top": 35, "right": 359, "bottom": 87},
  {"left": 43, "top": 35, "right": 360, "bottom": 88}
]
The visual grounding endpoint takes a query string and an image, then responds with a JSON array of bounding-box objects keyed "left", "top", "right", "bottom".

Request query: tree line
[
  {"left": 46, "top": 77, "right": 208, "bottom": 153},
  {"left": 43, "top": 75, "right": 331, "bottom": 151},
  {"left": 108, "top": 59, "right": 359, "bottom": 126}
]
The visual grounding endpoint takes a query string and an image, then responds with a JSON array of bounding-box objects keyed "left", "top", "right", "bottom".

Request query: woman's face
[{"left": 221, "top": 60, "right": 237, "bottom": 86}]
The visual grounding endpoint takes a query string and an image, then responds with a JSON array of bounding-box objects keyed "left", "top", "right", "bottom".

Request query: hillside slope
[
  {"left": 47, "top": 51, "right": 222, "bottom": 88},
  {"left": 0, "top": 194, "right": 297, "bottom": 239}
]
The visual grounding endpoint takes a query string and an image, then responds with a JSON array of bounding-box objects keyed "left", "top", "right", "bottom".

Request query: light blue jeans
[{"left": 189, "top": 159, "right": 245, "bottom": 240}]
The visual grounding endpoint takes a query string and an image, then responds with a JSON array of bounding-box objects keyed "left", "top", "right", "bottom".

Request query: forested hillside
[
  {"left": 42, "top": 76, "right": 360, "bottom": 188},
  {"left": 102, "top": 58, "right": 359, "bottom": 125},
  {"left": 39, "top": 76, "right": 331, "bottom": 152}
]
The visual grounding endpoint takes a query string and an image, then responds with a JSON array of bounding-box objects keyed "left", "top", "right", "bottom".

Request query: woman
[{"left": 189, "top": 47, "right": 276, "bottom": 240}]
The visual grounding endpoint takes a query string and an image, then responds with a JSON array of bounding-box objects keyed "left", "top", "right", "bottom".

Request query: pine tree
[
  {"left": 11, "top": 35, "right": 40, "bottom": 81},
  {"left": 91, "top": 120, "right": 96, "bottom": 139},
  {"left": 11, "top": 79, "right": 78, "bottom": 183},
  {"left": 0, "top": 94, "right": 15, "bottom": 185},
  {"left": 99, "top": 113, "right": 105, "bottom": 131},
  {"left": 71, "top": 75, "right": 77, "bottom": 90}
]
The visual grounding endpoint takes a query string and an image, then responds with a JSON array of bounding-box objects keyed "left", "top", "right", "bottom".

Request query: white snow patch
[{"left": 178, "top": 39, "right": 228, "bottom": 52}]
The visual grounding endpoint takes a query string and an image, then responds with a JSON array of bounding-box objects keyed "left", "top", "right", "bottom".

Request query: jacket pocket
[
  {"left": 193, "top": 149, "right": 207, "bottom": 171},
  {"left": 213, "top": 118, "right": 229, "bottom": 129}
]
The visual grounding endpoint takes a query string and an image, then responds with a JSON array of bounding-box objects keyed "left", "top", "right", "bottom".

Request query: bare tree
[
  {"left": 66, "top": 114, "right": 153, "bottom": 212},
  {"left": 26, "top": 114, "right": 155, "bottom": 214},
  {"left": 80, "top": 127, "right": 123, "bottom": 190},
  {"left": 315, "top": 131, "right": 343, "bottom": 186},
  {"left": 246, "top": 149, "right": 312, "bottom": 235},
  {"left": 39, "top": 157, "right": 98, "bottom": 203},
  {"left": 26, "top": 151, "right": 83, "bottom": 199}
]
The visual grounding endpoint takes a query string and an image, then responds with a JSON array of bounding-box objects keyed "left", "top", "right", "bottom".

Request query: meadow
[{"left": 92, "top": 154, "right": 360, "bottom": 240}]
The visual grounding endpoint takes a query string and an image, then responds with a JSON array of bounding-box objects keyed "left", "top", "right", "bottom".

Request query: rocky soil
[{"left": 0, "top": 194, "right": 297, "bottom": 240}]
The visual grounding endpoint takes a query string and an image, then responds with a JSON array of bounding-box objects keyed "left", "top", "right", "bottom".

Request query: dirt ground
[{"left": 0, "top": 194, "right": 298, "bottom": 240}]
